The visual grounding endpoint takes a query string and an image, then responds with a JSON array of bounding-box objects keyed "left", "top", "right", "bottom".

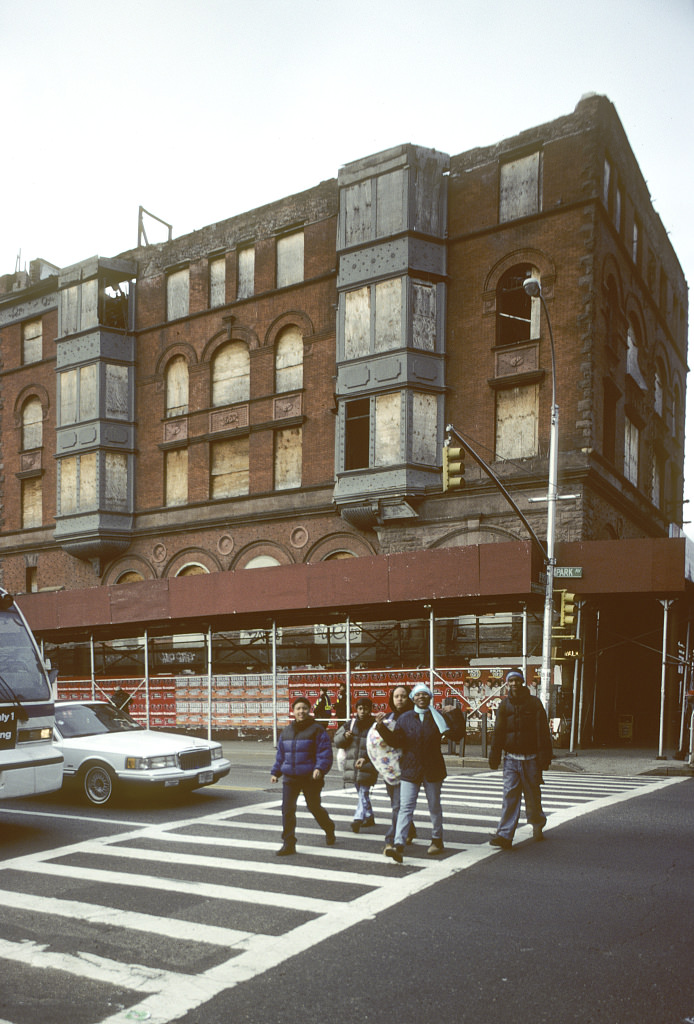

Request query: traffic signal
[
  {"left": 442, "top": 446, "right": 465, "bottom": 491},
  {"left": 559, "top": 591, "right": 577, "bottom": 630}
]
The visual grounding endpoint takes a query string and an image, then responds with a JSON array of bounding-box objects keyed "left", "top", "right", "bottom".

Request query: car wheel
[{"left": 82, "top": 764, "right": 116, "bottom": 806}]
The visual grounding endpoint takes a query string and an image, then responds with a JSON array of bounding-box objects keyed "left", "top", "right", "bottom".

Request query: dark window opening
[
  {"left": 345, "top": 399, "right": 370, "bottom": 470},
  {"left": 496, "top": 265, "right": 533, "bottom": 346}
]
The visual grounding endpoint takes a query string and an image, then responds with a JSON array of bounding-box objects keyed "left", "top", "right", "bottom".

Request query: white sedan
[{"left": 54, "top": 700, "right": 231, "bottom": 806}]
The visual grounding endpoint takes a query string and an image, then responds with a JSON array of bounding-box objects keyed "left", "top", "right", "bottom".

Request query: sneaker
[
  {"left": 275, "top": 843, "right": 296, "bottom": 856},
  {"left": 362, "top": 816, "right": 376, "bottom": 828},
  {"left": 325, "top": 827, "right": 336, "bottom": 846},
  {"left": 489, "top": 834, "right": 512, "bottom": 850},
  {"left": 383, "top": 843, "right": 395, "bottom": 855},
  {"left": 533, "top": 825, "right": 545, "bottom": 841},
  {"left": 427, "top": 838, "right": 444, "bottom": 855},
  {"left": 385, "top": 844, "right": 404, "bottom": 864},
  {"left": 350, "top": 820, "right": 361, "bottom": 833}
]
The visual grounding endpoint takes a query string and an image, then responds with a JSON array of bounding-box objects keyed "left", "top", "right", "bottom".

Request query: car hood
[{"left": 57, "top": 730, "right": 218, "bottom": 755}]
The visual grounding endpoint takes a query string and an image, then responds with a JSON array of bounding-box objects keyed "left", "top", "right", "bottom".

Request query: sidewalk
[{"left": 221, "top": 739, "right": 694, "bottom": 779}]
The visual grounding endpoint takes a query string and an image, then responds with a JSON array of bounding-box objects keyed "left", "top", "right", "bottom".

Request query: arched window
[
  {"left": 275, "top": 326, "right": 303, "bottom": 393},
  {"left": 496, "top": 265, "right": 537, "bottom": 346},
  {"left": 654, "top": 361, "right": 665, "bottom": 418},
  {"left": 244, "top": 555, "right": 281, "bottom": 569},
  {"left": 165, "top": 356, "right": 189, "bottom": 417},
  {"left": 176, "top": 564, "right": 208, "bottom": 577},
  {"left": 22, "top": 397, "right": 43, "bottom": 450},
  {"left": 116, "top": 571, "right": 144, "bottom": 584},
  {"left": 212, "top": 341, "right": 250, "bottom": 407}
]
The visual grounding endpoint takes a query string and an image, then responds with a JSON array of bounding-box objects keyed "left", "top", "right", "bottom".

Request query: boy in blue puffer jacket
[{"left": 271, "top": 695, "right": 335, "bottom": 856}]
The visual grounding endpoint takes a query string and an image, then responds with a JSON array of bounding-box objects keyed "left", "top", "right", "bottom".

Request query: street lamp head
[{"left": 523, "top": 277, "right": 542, "bottom": 298}]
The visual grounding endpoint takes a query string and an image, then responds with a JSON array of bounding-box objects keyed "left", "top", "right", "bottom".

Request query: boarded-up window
[
  {"left": 275, "top": 326, "right": 303, "bottom": 393},
  {"left": 166, "top": 356, "right": 189, "bottom": 417},
  {"left": 165, "top": 448, "right": 188, "bottom": 506},
  {"left": 212, "top": 342, "right": 250, "bottom": 406},
  {"left": 60, "top": 452, "right": 97, "bottom": 515},
  {"left": 374, "top": 392, "right": 401, "bottom": 466},
  {"left": 376, "top": 170, "right": 406, "bottom": 237},
  {"left": 374, "top": 278, "right": 402, "bottom": 352},
  {"left": 499, "top": 151, "right": 540, "bottom": 223},
  {"left": 22, "top": 319, "right": 42, "bottom": 364},
  {"left": 167, "top": 268, "right": 189, "bottom": 321},
  {"left": 21, "top": 477, "right": 42, "bottom": 528},
  {"left": 495, "top": 385, "right": 538, "bottom": 460},
  {"left": 209, "top": 256, "right": 226, "bottom": 308},
  {"left": 211, "top": 437, "right": 249, "bottom": 498},
  {"left": 104, "top": 451, "right": 128, "bottom": 511},
  {"left": 345, "top": 287, "right": 370, "bottom": 359},
  {"left": 412, "top": 282, "right": 436, "bottom": 351},
  {"left": 624, "top": 417, "right": 639, "bottom": 486},
  {"left": 61, "top": 286, "right": 80, "bottom": 336},
  {"left": 652, "top": 455, "right": 662, "bottom": 507},
  {"left": 276, "top": 232, "right": 304, "bottom": 289},
  {"left": 343, "top": 179, "right": 372, "bottom": 246},
  {"left": 105, "top": 364, "right": 129, "bottom": 420},
  {"left": 237, "top": 247, "right": 255, "bottom": 299},
  {"left": 60, "top": 364, "right": 98, "bottom": 426},
  {"left": 22, "top": 397, "right": 43, "bottom": 450},
  {"left": 654, "top": 366, "right": 664, "bottom": 417},
  {"left": 412, "top": 392, "right": 438, "bottom": 464},
  {"left": 274, "top": 427, "right": 302, "bottom": 489}
]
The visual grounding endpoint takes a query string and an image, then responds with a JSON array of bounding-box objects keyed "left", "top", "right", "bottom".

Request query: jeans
[
  {"left": 394, "top": 778, "right": 443, "bottom": 847},
  {"left": 354, "top": 784, "right": 373, "bottom": 822},
  {"left": 496, "top": 754, "right": 546, "bottom": 840},
  {"left": 281, "top": 775, "right": 334, "bottom": 843},
  {"left": 385, "top": 781, "right": 400, "bottom": 844}
]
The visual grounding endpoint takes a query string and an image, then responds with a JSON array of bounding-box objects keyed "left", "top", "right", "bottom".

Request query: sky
[{"left": 2, "top": 0, "right": 694, "bottom": 514}]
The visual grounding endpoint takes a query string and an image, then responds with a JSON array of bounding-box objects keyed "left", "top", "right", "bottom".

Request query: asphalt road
[{"left": 0, "top": 767, "right": 691, "bottom": 1024}]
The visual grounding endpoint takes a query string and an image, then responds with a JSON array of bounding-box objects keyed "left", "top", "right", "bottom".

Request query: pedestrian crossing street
[{"left": 0, "top": 771, "right": 681, "bottom": 1024}]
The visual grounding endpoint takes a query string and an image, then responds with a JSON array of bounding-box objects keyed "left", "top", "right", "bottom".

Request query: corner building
[{"left": 1, "top": 95, "right": 691, "bottom": 749}]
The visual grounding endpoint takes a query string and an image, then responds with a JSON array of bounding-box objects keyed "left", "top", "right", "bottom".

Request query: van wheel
[{"left": 82, "top": 764, "right": 116, "bottom": 806}]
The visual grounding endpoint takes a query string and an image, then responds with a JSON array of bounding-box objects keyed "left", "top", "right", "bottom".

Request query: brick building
[{"left": 0, "top": 94, "right": 691, "bottom": 748}]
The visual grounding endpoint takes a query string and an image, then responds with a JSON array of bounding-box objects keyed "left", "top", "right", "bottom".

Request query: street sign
[
  {"left": 553, "top": 637, "right": 584, "bottom": 660},
  {"left": 554, "top": 566, "right": 583, "bottom": 578}
]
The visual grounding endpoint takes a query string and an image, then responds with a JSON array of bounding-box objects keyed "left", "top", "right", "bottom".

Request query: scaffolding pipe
[
  {"left": 658, "top": 600, "right": 673, "bottom": 759},
  {"left": 569, "top": 602, "right": 584, "bottom": 752},
  {"left": 207, "top": 627, "right": 213, "bottom": 741},
  {"left": 345, "top": 615, "right": 352, "bottom": 719},
  {"left": 272, "top": 621, "right": 278, "bottom": 745},
  {"left": 144, "top": 631, "right": 150, "bottom": 729}
]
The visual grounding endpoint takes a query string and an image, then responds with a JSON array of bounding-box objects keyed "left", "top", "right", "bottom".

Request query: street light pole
[{"left": 523, "top": 277, "right": 558, "bottom": 712}]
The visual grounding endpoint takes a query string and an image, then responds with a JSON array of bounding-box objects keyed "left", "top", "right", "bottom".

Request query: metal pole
[
  {"left": 678, "top": 619, "right": 690, "bottom": 753},
  {"left": 345, "top": 614, "right": 351, "bottom": 719},
  {"left": 143, "top": 630, "right": 150, "bottom": 729},
  {"left": 429, "top": 607, "right": 435, "bottom": 690},
  {"left": 207, "top": 626, "right": 213, "bottom": 741},
  {"left": 658, "top": 600, "right": 673, "bottom": 759},
  {"left": 271, "top": 621, "right": 278, "bottom": 746},
  {"left": 569, "top": 601, "right": 584, "bottom": 753},
  {"left": 90, "top": 635, "right": 96, "bottom": 701},
  {"left": 521, "top": 605, "right": 528, "bottom": 679},
  {"left": 539, "top": 292, "right": 558, "bottom": 713}
]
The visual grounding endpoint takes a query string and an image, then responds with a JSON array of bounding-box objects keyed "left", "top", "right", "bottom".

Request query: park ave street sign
[{"left": 554, "top": 566, "right": 583, "bottom": 578}]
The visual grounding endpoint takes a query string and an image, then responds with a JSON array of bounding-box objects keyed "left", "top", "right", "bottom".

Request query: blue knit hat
[{"left": 505, "top": 669, "right": 525, "bottom": 685}]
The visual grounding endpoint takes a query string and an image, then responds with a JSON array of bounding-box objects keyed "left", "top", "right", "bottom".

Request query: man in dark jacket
[
  {"left": 376, "top": 682, "right": 465, "bottom": 863},
  {"left": 271, "top": 696, "right": 335, "bottom": 856},
  {"left": 488, "top": 669, "right": 553, "bottom": 849}
]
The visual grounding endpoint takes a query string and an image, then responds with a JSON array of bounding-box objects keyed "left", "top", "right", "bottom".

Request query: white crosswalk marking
[{"left": 0, "top": 771, "right": 683, "bottom": 1024}]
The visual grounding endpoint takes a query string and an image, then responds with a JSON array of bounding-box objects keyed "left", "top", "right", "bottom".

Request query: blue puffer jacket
[{"left": 271, "top": 719, "right": 333, "bottom": 778}]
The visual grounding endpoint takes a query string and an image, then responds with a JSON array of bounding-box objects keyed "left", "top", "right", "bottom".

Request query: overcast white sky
[{"left": 2, "top": 0, "right": 693, "bottom": 517}]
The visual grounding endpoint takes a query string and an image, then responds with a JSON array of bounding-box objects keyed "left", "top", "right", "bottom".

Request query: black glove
[{"left": 489, "top": 757, "right": 500, "bottom": 771}]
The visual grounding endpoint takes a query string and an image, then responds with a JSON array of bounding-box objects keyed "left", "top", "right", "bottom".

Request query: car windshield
[{"left": 56, "top": 703, "right": 144, "bottom": 738}]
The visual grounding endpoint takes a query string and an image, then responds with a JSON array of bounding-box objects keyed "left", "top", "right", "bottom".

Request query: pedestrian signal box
[
  {"left": 442, "top": 446, "right": 465, "bottom": 491},
  {"left": 559, "top": 590, "right": 577, "bottom": 629}
]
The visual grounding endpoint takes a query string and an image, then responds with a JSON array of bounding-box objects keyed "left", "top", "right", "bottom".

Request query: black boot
[{"left": 276, "top": 842, "right": 296, "bottom": 856}]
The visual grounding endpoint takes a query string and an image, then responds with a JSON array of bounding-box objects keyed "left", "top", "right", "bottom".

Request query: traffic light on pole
[
  {"left": 442, "top": 446, "right": 465, "bottom": 491},
  {"left": 559, "top": 591, "right": 577, "bottom": 630}
]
